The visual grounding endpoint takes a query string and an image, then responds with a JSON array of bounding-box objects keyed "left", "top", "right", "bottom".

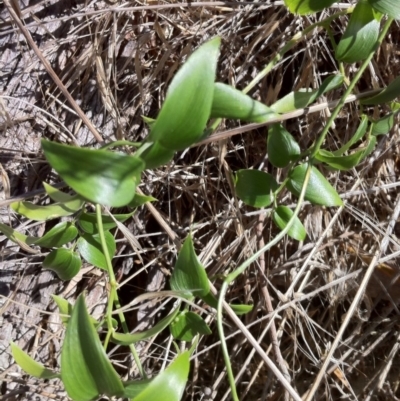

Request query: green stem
[
  {"left": 310, "top": 17, "right": 394, "bottom": 157},
  {"left": 95, "top": 204, "right": 145, "bottom": 378},
  {"left": 217, "top": 164, "right": 313, "bottom": 401}
]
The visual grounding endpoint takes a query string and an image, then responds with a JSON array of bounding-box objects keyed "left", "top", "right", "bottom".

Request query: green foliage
[
  {"left": 368, "top": 0, "right": 400, "bottom": 19},
  {"left": 284, "top": 0, "right": 338, "bottom": 15},
  {"left": 272, "top": 206, "right": 307, "bottom": 241},
  {"left": 170, "top": 311, "right": 212, "bottom": 341},
  {"left": 43, "top": 248, "right": 82, "bottom": 281}
]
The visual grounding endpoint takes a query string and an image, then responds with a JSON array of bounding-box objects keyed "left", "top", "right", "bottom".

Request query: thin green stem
[
  {"left": 311, "top": 17, "right": 394, "bottom": 157},
  {"left": 217, "top": 163, "right": 313, "bottom": 401},
  {"left": 95, "top": 204, "right": 145, "bottom": 378}
]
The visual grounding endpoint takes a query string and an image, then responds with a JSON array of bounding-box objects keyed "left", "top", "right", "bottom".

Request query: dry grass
[{"left": 1, "top": 1, "right": 400, "bottom": 400}]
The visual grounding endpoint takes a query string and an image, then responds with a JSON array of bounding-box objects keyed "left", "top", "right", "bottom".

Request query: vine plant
[{"left": 3, "top": 0, "right": 400, "bottom": 400}]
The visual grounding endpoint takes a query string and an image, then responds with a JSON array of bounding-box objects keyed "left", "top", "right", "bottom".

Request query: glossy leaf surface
[
  {"left": 284, "top": 0, "right": 338, "bottom": 15},
  {"left": 138, "top": 141, "right": 175, "bottom": 170},
  {"left": 368, "top": 0, "right": 400, "bottom": 19},
  {"left": 336, "top": 1, "right": 381, "bottom": 63},
  {"left": 133, "top": 352, "right": 190, "bottom": 401},
  {"left": 78, "top": 212, "right": 134, "bottom": 234},
  {"left": 11, "top": 343, "right": 59, "bottom": 379},
  {"left": 286, "top": 164, "right": 343, "bottom": 206},
  {"left": 272, "top": 206, "right": 307, "bottom": 241},
  {"left": 42, "top": 140, "right": 144, "bottom": 207},
  {"left": 43, "top": 248, "right": 81, "bottom": 280},
  {"left": 210, "top": 83, "right": 278, "bottom": 123},
  {"left": 170, "top": 235, "right": 210, "bottom": 298},
  {"left": 148, "top": 38, "right": 220, "bottom": 150},
  {"left": 77, "top": 231, "right": 116, "bottom": 270},
  {"left": 315, "top": 148, "right": 367, "bottom": 170},
  {"left": 61, "top": 295, "right": 124, "bottom": 401},
  {"left": 235, "top": 170, "right": 279, "bottom": 208},
  {"left": 170, "top": 311, "right": 211, "bottom": 341},
  {"left": 370, "top": 113, "right": 395, "bottom": 136},
  {"left": 33, "top": 222, "right": 78, "bottom": 248},
  {"left": 267, "top": 124, "right": 300, "bottom": 168}
]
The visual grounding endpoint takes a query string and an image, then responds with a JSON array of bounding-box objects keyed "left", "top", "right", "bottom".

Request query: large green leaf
[
  {"left": 210, "top": 83, "right": 278, "bottom": 123},
  {"left": 41, "top": 140, "right": 144, "bottom": 207},
  {"left": 11, "top": 196, "right": 84, "bottom": 221},
  {"left": 112, "top": 308, "right": 180, "bottom": 345},
  {"left": 272, "top": 206, "right": 307, "bottom": 241},
  {"left": 78, "top": 212, "right": 134, "bottom": 234},
  {"left": 132, "top": 352, "right": 190, "bottom": 401},
  {"left": 169, "top": 311, "right": 211, "bottom": 341},
  {"left": 148, "top": 37, "right": 220, "bottom": 150},
  {"left": 43, "top": 248, "right": 81, "bottom": 281},
  {"left": 267, "top": 124, "right": 301, "bottom": 168},
  {"left": 77, "top": 231, "right": 116, "bottom": 270},
  {"left": 137, "top": 141, "right": 175, "bottom": 170},
  {"left": 234, "top": 170, "right": 279, "bottom": 208},
  {"left": 286, "top": 164, "right": 343, "bottom": 206},
  {"left": 11, "top": 343, "right": 60, "bottom": 379},
  {"left": 368, "top": 0, "right": 400, "bottom": 19},
  {"left": 360, "top": 76, "right": 400, "bottom": 105},
  {"left": 61, "top": 295, "right": 124, "bottom": 401},
  {"left": 336, "top": 1, "right": 381, "bottom": 63},
  {"left": 170, "top": 235, "right": 210, "bottom": 298},
  {"left": 33, "top": 222, "right": 78, "bottom": 248},
  {"left": 284, "top": 0, "right": 338, "bottom": 15}
]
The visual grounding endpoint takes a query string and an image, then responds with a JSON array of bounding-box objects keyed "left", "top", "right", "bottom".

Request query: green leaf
[
  {"left": 43, "top": 182, "right": 76, "bottom": 203},
  {"left": 123, "top": 379, "right": 153, "bottom": 399},
  {"left": 61, "top": 295, "right": 124, "bottom": 401},
  {"left": 360, "top": 76, "right": 400, "bottom": 105},
  {"left": 43, "top": 248, "right": 82, "bottom": 281},
  {"left": 201, "top": 292, "right": 253, "bottom": 315},
  {"left": 112, "top": 308, "right": 180, "bottom": 345},
  {"left": 170, "top": 235, "right": 210, "bottom": 298},
  {"left": 0, "top": 222, "right": 37, "bottom": 253},
  {"left": 52, "top": 295, "right": 72, "bottom": 324},
  {"left": 284, "top": 0, "right": 338, "bottom": 15},
  {"left": 138, "top": 141, "right": 175, "bottom": 170},
  {"left": 360, "top": 135, "right": 377, "bottom": 158},
  {"left": 370, "top": 113, "right": 395, "bottom": 136},
  {"left": 169, "top": 311, "right": 211, "bottom": 341},
  {"left": 315, "top": 148, "right": 366, "bottom": 170},
  {"left": 272, "top": 206, "right": 307, "bottom": 241},
  {"left": 286, "top": 164, "right": 343, "bottom": 206},
  {"left": 78, "top": 212, "right": 134, "bottom": 234},
  {"left": 77, "top": 231, "right": 116, "bottom": 270},
  {"left": 333, "top": 115, "right": 369, "bottom": 155},
  {"left": 31, "top": 222, "right": 78, "bottom": 248},
  {"left": 234, "top": 170, "right": 279, "bottom": 208},
  {"left": 148, "top": 37, "right": 220, "bottom": 150},
  {"left": 11, "top": 196, "right": 84, "bottom": 221},
  {"left": 11, "top": 343, "right": 59, "bottom": 379},
  {"left": 368, "top": 0, "right": 400, "bottom": 19},
  {"left": 132, "top": 352, "right": 190, "bottom": 401},
  {"left": 128, "top": 193, "right": 157, "bottom": 208},
  {"left": 336, "top": 1, "right": 381, "bottom": 63},
  {"left": 210, "top": 83, "right": 278, "bottom": 123},
  {"left": 267, "top": 124, "right": 301, "bottom": 168},
  {"left": 41, "top": 140, "right": 144, "bottom": 207}
]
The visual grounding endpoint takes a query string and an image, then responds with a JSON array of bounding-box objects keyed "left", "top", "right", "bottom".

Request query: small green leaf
[
  {"left": 77, "top": 231, "right": 116, "bottom": 270},
  {"left": 370, "top": 113, "right": 395, "bottom": 135},
  {"left": 11, "top": 196, "right": 84, "bottom": 221},
  {"left": 132, "top": 352, "right": 190, "bottom": 401},
  {"left": 170, "top": 235, "right": 210, "bottom": 298},
  {"left": 11, "top": 343, "right": 59, "bottom": 379},
  {"left": 286, "top": 164, "right": 343, "bottom": 206},
  {"left": 112, "top": 308, "right": 180, "bottom": 345},
  {"left": 333, "top": 115, "right": 369, "bottom": 155},
  {"left": 43, "top": 249, "right": 81, "bottom": 280},
  {"left": 368, "top": 0, "right": 400, "bottom": 19},
  {"left": 148, "top": 37, "right": 220, "bottom": 150},
  {"left": 128, "top": 193, "right": 157, "bottom": 208},
  {"left": 0, "top": 222, "right": 37, "bottom": 253},
  {"left": 272, "top": 206, "right": 307, "bottom": 241},
  {"left": 284, "top": 0, "right": 338, "bottom": 15},
  {"left": 360, "top": 76, "right": 400, "bottom": 105},
  {"left": 43, "top": 182, "right": 76, "bottom": 203},
  {"left": 267, "top": 124, "right": 301, "bottom": 168},
  {"left": 31, "top": 222, "right": 78, "bottom": 248},
  {"left": 336, "top": 1, "right": 381, "bottom": 63},
  {"left": 61, "top": 295, "right": 124, "bottom": 401},
  {"left": 235, "top": 170, "right": 279, "bottom": 208},
  {"left": 210, "top": 83, "right": 278, "bottom": 123},
  {"left": 315, "top": 148, "right": 366, "bottom": 170},
  {"left": 170, "top": 311, "right": 211, "bottom": 342},
  {"left": 138, "top": 141, "right": 175, "bottom": 170},
  {"left": 201, "top": 292, "right": 253, "bottom": 315},
  {"left": 52, "top": 295, "right": 72, "bottom": 324},
  {"left": 41, "top": 140, "right": 144, "bottom": 207},
  {"left": 78, "top": 212, "right": 134, "bottom": 234}
]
